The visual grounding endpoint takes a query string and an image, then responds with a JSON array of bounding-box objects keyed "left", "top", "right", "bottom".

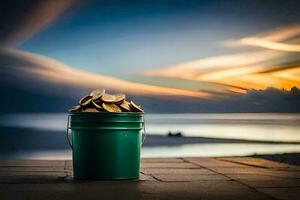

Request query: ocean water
[{"left": 0, "top": 113, "right": 300, "bottom": 159}]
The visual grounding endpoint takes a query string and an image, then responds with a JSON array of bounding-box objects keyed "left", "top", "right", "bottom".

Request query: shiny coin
[
  {"left": 70, "top": 88, "right": 144, "bottom": 113},
  {"left": 92, "top": 100, "right": 102, "bottom": 109},
  {"left": 119, "top": 101, "right": 131, "bottom": 112},
  {"left": 101, "top": 93, "right": 116, "bottom": 103},
  {"left": 102, "top": 103, "right": 122, "bottom": 112},
  {"left": 90, "top": 88, "right": 105, "bottom": 101},
  {"left": 113, "top": 93, "right": 126, "bottom": 104},
  {"left": 79, "top": 95, "right": 92, "bottom": 106},
  {"left": 69, "top": 105, "right": 81, "bottom": 112},
  {"left": 130, "top": 101, "right": 144, "bottom": 112},
  {"left": 83, "top": 107, "right": 98, "bottom": 112}
]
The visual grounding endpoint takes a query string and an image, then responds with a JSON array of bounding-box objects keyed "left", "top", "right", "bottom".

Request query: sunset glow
[
  {"left": 142, "top": 24, "right": 300, "bottom": 93},
  {"left": 239, "top": 37, "right": 300, "bottom": 52},
  {"left": 3, "top": 49, "right": 211, "bottom": 99}
]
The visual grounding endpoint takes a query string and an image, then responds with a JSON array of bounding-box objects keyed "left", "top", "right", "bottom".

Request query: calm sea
[{"left": 0, "top": 113, "right": 300, "bottom": 159}]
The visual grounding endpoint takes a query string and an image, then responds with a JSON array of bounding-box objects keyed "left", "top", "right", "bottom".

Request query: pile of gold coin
[{"left": 69, "top": 88, "right": 144, "bottom": 113}]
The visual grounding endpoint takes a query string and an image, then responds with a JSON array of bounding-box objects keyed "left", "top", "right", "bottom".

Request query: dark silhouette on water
[{"left": 167, "top": 131, "right": 183, "bottom": 137}]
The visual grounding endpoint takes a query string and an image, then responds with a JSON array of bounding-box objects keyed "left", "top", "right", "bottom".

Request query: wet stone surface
[{"left": 0, "top": 157, "right": 299, "bottom": 200}]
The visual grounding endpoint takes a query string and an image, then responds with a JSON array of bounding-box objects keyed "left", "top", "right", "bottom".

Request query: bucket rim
[
  {"left": 69, "top": 127, "right": 143, "bottom": 130},
  {"left": 68, "top": 112, "right": 144, "bottom": 116}
]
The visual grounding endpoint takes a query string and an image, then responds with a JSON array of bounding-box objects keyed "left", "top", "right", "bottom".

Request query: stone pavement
[{"left": 0, "top": 157, "right": 299, "bottom": 200}]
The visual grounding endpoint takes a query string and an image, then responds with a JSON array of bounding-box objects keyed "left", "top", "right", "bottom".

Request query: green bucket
[{"left": 67, "top": 112, "right": 145, "bottom": 180}]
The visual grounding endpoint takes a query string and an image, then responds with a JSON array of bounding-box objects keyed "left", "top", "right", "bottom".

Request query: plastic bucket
[{"left": 67, "top": 112, "right": 144, "bottom": 180}]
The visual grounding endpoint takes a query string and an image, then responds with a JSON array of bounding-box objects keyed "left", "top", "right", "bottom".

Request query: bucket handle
[
  {"left": 66, "top": 114, "right": 147, "bottom": 150},
  {"left": 66, "top": 115, "right": 73, "bottom": 149},
  {"left": 142, "top": 115, "right": 146, "bottom": 145}
]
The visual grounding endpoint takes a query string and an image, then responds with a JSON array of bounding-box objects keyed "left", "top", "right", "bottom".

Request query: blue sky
[{"left": 18, "top": 0, "right": 300, "bottom": 78}]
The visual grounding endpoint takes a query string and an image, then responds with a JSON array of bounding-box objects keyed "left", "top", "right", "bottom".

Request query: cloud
[
  {"left": 1, "top": 49, "right": 298, "bottom": 113},
  {"left": 0, "top": 0, "right": 74, "bottom": 47},
  {"left": 142, "top": 50, "right": 292, "bottom": 92},
  {"left": 225, "top": 23, "right": 300, "bottom": 52},
  {"left": 141, "top": 24, "right": 300, "bottom": 93},
  {"left": 232, "top": 37, "right": 300, "bottom": 52},
  {"left": 0, "top": 48, "right": 211, "bottom": 99},
  {"left": 261, "top": 24, "right": 300, "bottom": 41},
  {"left": 143, "top": 50, "right": 284, "bottom": 79}
]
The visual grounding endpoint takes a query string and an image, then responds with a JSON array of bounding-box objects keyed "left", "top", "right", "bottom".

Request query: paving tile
[
  {"left": 139, "top": 173, "right": 157, "bottom": 181},
  {"left": 65, "top": 160, "right": 72, "bottom": 168},
  {"left": 141, "top": 168, "right": 216, "bottom": 175},
  {"left": 0, "top": 160, "right": 65, "bottom": 167},
  {"left": 65, "top": 170, "right": 73, "bottom": 176},
  {"left": 257, "top": 187, "right": 300, "bottom": 200},
  {"left": 219, "top": 157, "right": 300, "bottom": 170},
  {"left": 141, "top": 158, "right": 184, "bottom": 163},
  {"left": 141, "top": 162, "right": 199, "bottom": 169},
  {"left": 0, "top": 166, "right": 66, "bottom": 172},
  {"left": 66, "top": 159, "right": 189, "bottom": 169},
  {"left": 0, "top": 182, "right": 143, "bottom": 199},
  {"left": 153, "top": 174, "right": 230, "bottom": 182},
  {"left": 265, "top": 170, "right": 300, "bottom": 178},
  {"left": 0, "top": 180, "right": 272, "bottom": 200},
  {"left": 211, "top": 166, "right": 300, "bottom": 179},
  {"left": 210, "top": 166, "right": 270, "bottom": 175},
  {"left": 252, "top": 169, "right": 300, "bottom": 179},
  {"left": 139, "top": 181, "right": 272, "bottom": 200},
  {"left": 0, "top": 158, "right": 298, "bottom": 200},
  {"left": 63, "top": 173, "right": 155, "bottom": 181},
  {"left": 0, "top": 175, "right": 65, "bottom": 184},
  {"left": 0, "top": 173, "right": 153, "bottom": 184},
  {"left": 0, "top": 171, "right": 67, "bottom": 176},
  {"left": 228, "top": 174, "right": 300, "bottom": 188},
  {"left": 185, "top": 157, "right": 249, "bottom": 168}
]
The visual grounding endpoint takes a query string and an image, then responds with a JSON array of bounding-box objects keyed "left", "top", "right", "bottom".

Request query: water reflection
[
  {"left": 0, "top": 113, "right": 300, "bottom": 158},
  {"left": 7, "top": 143, "right": 300, "bottom": 160},
  {"left": 142, "top": 143, "right": 300, "bottom": 157}
]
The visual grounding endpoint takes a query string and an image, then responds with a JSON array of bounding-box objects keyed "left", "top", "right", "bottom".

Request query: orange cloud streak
[
  {"left": 3, "top": 48, "right": 211, "bottom": 99},
  {"left": 143, "top": 51, "right": 283, "bottom": 79},
  {"left": 226, "top": 23, "right": 300, "bottom": 52},
  {"left": 142, "top": 24, "right": 300, "bottom": 93},
  {"left": 262, "top": 24, "right": 300, "bottom": 41},
  {"left": 238, "top": 37, "right": 300, "bottom": 52}
]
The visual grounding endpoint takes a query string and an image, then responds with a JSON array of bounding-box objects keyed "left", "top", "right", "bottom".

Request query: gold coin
[
  {"left": 70, "top": 88, "right": 144, "bottom": 113},
  {"left": 101, "top": 93, "right": 116, "bottom": 103},
  {"left": 79, "top": 95, "right": 92, "bottom": 106},
  {"left": 83, "top": 107, "right": 98, "bottom": 112},
  {"left": 69, "top": 105, "right": 81, "bottom": 112},
  {"left": 92, "top": 100, "right": 102, "bottom": 109},
  {"left": 90, "top": 88, "right": 105, "bottom": 101},
  {"left": 102, "top": 103, "right": 122, "bottom": 112},
  {"left": 113, "top": 93, "right": 126, "bottom": 104},
  {"left": 119, "top": 101, "right": 131, "bottom": 112},
  {"left": 130, "top": 101, "right": 144, "bottom": 112}
]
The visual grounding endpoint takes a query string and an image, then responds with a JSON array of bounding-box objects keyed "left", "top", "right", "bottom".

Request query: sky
[
  {"left": 0, "top": 0, "right": 300, "bottom": 112},
  {"left": 18, "top": 0, "right": 300, "bottom": 75}
]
